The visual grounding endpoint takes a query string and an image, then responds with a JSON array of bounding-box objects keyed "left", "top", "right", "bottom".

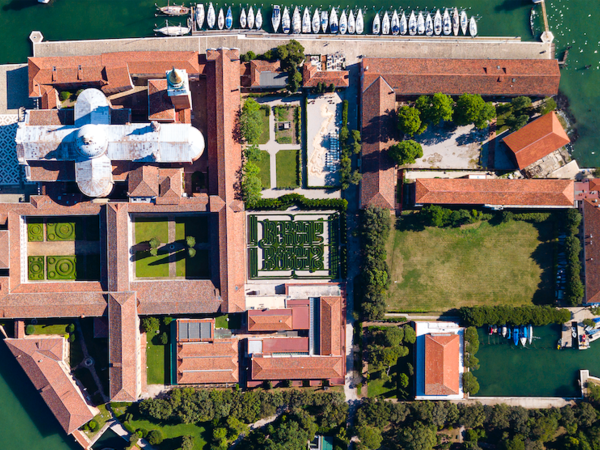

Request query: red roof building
[
  {"left": 424, "top": 334, "right": 460, "bottom": 396},
  {"left": 302, "top": 63, "right": 349, "bottom": 88},
  {"left": 583, "top": 199, "right": 600, "bottom": 304},
  {"left": 246, "top": 305, "right": 310, "bottom": 332},
  {"left": 240, "top": 60, "right": 288, "bottom": 89},
  {"left": 503, "top": 112, "right": 570, "bottom": 169}
]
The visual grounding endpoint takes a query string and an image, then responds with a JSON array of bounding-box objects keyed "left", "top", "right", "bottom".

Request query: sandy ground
[{"left": 307, "top": 93, "right": 342, "bottom": 187}]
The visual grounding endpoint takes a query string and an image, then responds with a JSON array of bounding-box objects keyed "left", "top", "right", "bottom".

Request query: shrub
[
  {"left": 538, "top": 97, "right": 557, "bottom": 115},
  {"left": 583, "top": 318, "right": 595, "bottom": 328},
  {"left": 149, "top": 237, "right": 160, "bottom": 249},
  {"left": 458, "top": 305, "right": 571, "bottom": 327},
  {"left": 248, "top": 193, "right": 347, "bottom": 211},
  {"left": 388, "top": 140, "right": 423, "bottom": 166},
  {"left": 59, "top": 91, "right": 72, "bottom": 101},
  {"left": 141, "top": 317, "right": 160, "bottom": 334},
  {"left": 181, "top": 435, "right": 195, "bottom": 450},
  {"left": 25, "top": 324, "right": 35, "bottom": 335},
  {"left": 87, "top": 419, "right": 98, "bottom": 431},
  {"left": 186, "top": 236, "right": 196, "bottom": 248},
  {"left": 69, "top": 333, "right": 76, "bottom": 343},
  {"left": 264, "top": 380, "right": 273, "bottom": 390},
  {"left": 397, "top": 105, "right": 426, "bottom": 136},
  {"left": 240, "top": 98, "right": 263, "bottom": 144},
  {"left": 160, "top": 332, "right": 169, "bottom": 345},
  {"left": 163, "top": 317, "right": 173, "bottom": 326},
  {"left": 284, "top": 379, "right": 293, "bottom": 388},
  {"left": 147, "top": 429, "right": 164, "bottom": 445},
  {"left": 463, "top": 372, "right": 480, "bottom": 395},
  {"left": 454, "top": 93, "right": 496, "bottom": 129}
]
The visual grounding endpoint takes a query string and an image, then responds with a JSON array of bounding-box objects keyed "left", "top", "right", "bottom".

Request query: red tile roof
[
  {"left": 148, "top": 79, "right": 177, "bottom": 123},
  {"left": 242, "top": 60, "right": 285, "bottom": 87},
  {"left": 247, "top": 309, "right": 293, "bottom": 331},
  {"left": 414, "top": 178, "right": 575, "bottom": 207},
  {"left": 0, "top": 230, "right": 9, "bottom": 269},
  {"left": 320, "top": 297, "right": 342, "bottom": 356},
  {"left": 251, "top": 356, "right": 345, "bottom": 380},
  {"left": 260, "top": 337, "right": 309, "bottom": 354},
  {"left": 503, "top": 112, "right": 570, "bottom": 169},
  {"left": 424, "top": 333, "right": 460, "bottom": 396},
  {"left": 176, "top": 339, "right": 239, "bottom": 384},
  {"left": 584, "top": 199, "right": 600, "bottom": 304},
  {"left": 158, "top": 168, "right": 183, "bottom": 203},
  {"left": 128, "top": 166, "right": 159, "bottom": 198},
  {"left": 302, "top": 64, "right": 350, "bottom": 88},
  {"left": 5, "top": 337, "right": 96, "bottom": 434},
  {"left": 362, "top": 58, "right": 561, "bottom": 97}
]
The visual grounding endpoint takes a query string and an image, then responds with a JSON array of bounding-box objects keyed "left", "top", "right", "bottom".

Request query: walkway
[
  {"left": 386, "top": 313, "right": 461, "bottom": 322},
  {"left": 27, "top": 240, "right": 99, "bottom": 256}
]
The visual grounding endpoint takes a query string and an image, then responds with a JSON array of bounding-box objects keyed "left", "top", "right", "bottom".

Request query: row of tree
[
  {"left": 240, "top": 98, "right": 265, "bottom": 204},
  {"left": 463, "top": 326, "right": 481, "bottom": 395},
  {"left": 458, "top": 305, "right": 572, "bottom": 328},
  {"left": 339, "top": 99, "right": 362, "bottom": 190},
  {"left": 564, "top": 209, "right": 584, "bottom": 306}
]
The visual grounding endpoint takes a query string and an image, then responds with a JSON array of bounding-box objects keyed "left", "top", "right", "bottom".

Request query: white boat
[
  {"left": 312, "top": 8, "right": 320, "bottom": 33},
  {"left": 356, "top": 9, "right": 364, "bottom": 34},
  {"left": 391, "top": 10, "right": 399, "bottom": 35},
  {"left": 501, "top": 326, "right": 507, "bottom": 337},
  {"left": 417, "top": 11, "right": 425, "bottom": 35},
  {"left": 329, "top": 7, "right": 338, "bottom": 33},
  {"left": 460, "top": 10, "right": 468, "bottom": 35},
  {"left": 225, "top": 6, "right": 232, "bottom": 29},
  {"left": 443, "top": 9, "right": 451, "bottom": 35},
  {"left": 282, "top": 6, "right": 290, "bottom": 33},
  {"left": 382, "top": 11, "right": 390, "bottom": 35},
  {"left": 156, "top": 0, "right": 190, "bottom": 16},
  {"left": 400, "top": 11, "right": 407, "bottom": 35},
  {"left": 520, "top": 336, "right": 527, "bottom": 346},
  {"left": 425, "top": 12, "right": 433, "bottom": 36},
  {"left": 408, "top": 11, "right": 416, "bottom": 35},
  {"left": 321, "top": 9, "right": 328, "bottom": 33},
  {"left": 195, "top": 4, "right": 204, "bottom": 29},
  {"left": 218, "top": 7, "right": 224, "bottom": 29},
  {"left": 240, "top": 7, "right": 247, "bottom": 28},
  {"left": 469, "top": 16, "right": 477, "bottom": 36},
  {"left": 256, "top": 7, "right": 263, "bottom": 29},
  {"left": 452, "top": 7, "right": 459, "bottom": 36},
  {"left": 529, "top": 325, "right": 533, "bottom": 345},
  {"left": 348, "top": 10, "right": 355, "bottom": 34},
  {"left": 372, "top": 12, "right": 380, "bottom": 34},
  {"left": 434, "top": 9, "right": 442, "bottom": 35},
  {"left": 248, "top": 6, "right": 255, "bottom": 29},
  {"left": 302, "top": 7, "right": 311, "bottom": 33},
  {"left": 207, "top": 2, "right": 215, "bottom": 28},
  {"left": 38, "top": 0, "right": 50, "bottom": 4},
  {"left": 292, "top": 7, "right": 301, "bottom": 33},
  {"left": 272, "top": 5, "right": 281, "bottom": 32},
  {"left": 339, "top": 10, "right": 347, "bottom": 34},
  {"left": 154, "top": 20, "right": 191, "bottom": 36}
]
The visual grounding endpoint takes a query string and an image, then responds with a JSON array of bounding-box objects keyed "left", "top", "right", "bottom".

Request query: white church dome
[{"left": 76, "top": 124, "right": 108, "bottom": 159}]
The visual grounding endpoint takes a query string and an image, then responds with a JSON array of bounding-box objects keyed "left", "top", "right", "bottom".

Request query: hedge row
[
  {"left": 458, "top": 305, "right": 571, "bottom": 327},
  {"left": 248, "top": 193, "right": 347, "bottom": 211}
]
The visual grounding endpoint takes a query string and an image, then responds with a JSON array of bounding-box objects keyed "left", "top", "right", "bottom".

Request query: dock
[{"left": 560, "top": 321, "right": 576, "bottom": 349}]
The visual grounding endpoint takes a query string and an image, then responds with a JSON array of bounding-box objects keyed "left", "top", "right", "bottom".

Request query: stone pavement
[{"left": 27, "top": 240, "right": 100, "bottom": 256}]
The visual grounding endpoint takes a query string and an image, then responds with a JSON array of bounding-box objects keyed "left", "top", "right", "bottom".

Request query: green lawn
[
  {"left": 125, "top": 418, "right": 207, "bottom": 450},
  {"left": 135, "top": 250, "right": 170, "bottom": 278},
  {"left": 47, "top": 220, "right": 76, "bottom": 241},
  {"left": 83, "top": 404, "right": 111, "bottom": 439},
  {"left": 146, "top": 333, "right": 169, "bottom": 385},
  {"left": 214, "top": 314, "right": 242, "bottom": 330},
  {"left": 257, "top": 150, "right": 271, "bottom": 189},
  {"left": 135, "top": 217, "right": 169, "bottom": 244},
  {"left": 47, "top": 256, "right": 77, "bottom": 280},
  {"left": 275, "top": 150, "right": 300, "bottom": 188},
  {"left": 386, "top": 214, "right": 555, "bottom": 312},
  {"left": 258, "top": 105, "right": 270, "bottom": 145},
  {"left": 32, "top": 323, "right": 70, "bottom": 336}
]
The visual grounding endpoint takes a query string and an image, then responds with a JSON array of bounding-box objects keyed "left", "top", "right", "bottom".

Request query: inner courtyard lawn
[
  {"left": 275, "top": 150, "right": 300, "bottom": 188},
  {"left": 386, "top": 215, "right": 555, "bottom": 312},
  {"left": 258, "top": 105, "right": 270, "bottom": 145},
  {"left": 257, "top": 150, "right": 271, "bottom": 189},
  {"left": 146, "top": 333, "right": 169, "bottom": 385}
]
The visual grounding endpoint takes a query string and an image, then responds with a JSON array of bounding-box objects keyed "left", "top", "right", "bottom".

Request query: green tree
[
  {"left": 287, "top": 69, "right": 303, "bottom": 93},
  {"left": 275, "top": 39, "right": 305, "bottom": 71},
  {"left": 139, "top": 398, "right": 173, "bottom": 421},
  {"left": 240, "top": 98, "right": 263, "bottom": 144},
  {"left": 475, "top": 101, "right": 496, "bottom": 129},
  {"left": 397, "top": 422, "right": 437, "bottom": 450},
  {"left": 511, "top": 96, "right": 533, "bottom": 113},
  {"left": 241, "top": 161, "right": 262, "bottom": 204},
  {"left": 397, "top": 106, "right": 426, "bottom": 136},
  {"left": 352, "top": 130, "right": 362, "bottom": 154},
  {"left": 160, "top": 332, "right": 168, "bottom": 345},
  {"left": 244, "top": 144, "right": 262, "bottom": 163},
  {"left": 507, "top": 114, "right": 529, "bottom": 131},
  {"left": 403, "top": 324, "right": 416, "bottom": 344},
  {"left": 149, "top": 237, "right": 161, "bottom": 257},
  {"left": 147, "top": 429, "right": 164, "bottom": 446},
  {"left": 180, "top": 435, "right": 195, "bottom": 450},
  {"left": 399, "top": 373, "right": 409, "bottom": 388},
  {"left": 416, "top": 93, "right": 454, "bottom": 126},
  {"left": 68, "top": 323, "right": 75, "bottom": 333},
  {"left": 379, "top": 326, "right": 404, "bottom": 347},
  {"left": 454, "top": 94, "right": 496, "bottom": 129},
  {"left": 539, "top": 97, "right": 557, "bottom": 115},
  {"left": 141, "top": 317, "right": 160, "bottom": 334},
  {"left": 463, "top": 372, "right": 480, "bottom": 395},
  {"left": 388, "top": 140, "right": 423, "bottom": 166},
  {"left": 356, "top": 426, "right": 383, "bottom": 450},
  {"left": 502, "top": 435, "right": 525, "bottom": 450},
  {"left": 25, "top": 324, "right": 35, "bottom": 335}
]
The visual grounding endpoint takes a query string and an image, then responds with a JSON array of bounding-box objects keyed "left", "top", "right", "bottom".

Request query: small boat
[
  {"left": 356, "top": 9, "right": 364, "bottom": 34},
  {"left": 391, "top": 10, "right": 399, "bottom": 35},
  {"left": 348, "top": 10, "right": 355, "bottom": 34},
  {"left": 372, "top": 11, "right": 380, "bottom": 35},
  {"left": 501, "top": 326, "right": 507, "bottom": 337},
  {"left": 408, "top": 11, "right": 416, "bottom": 35},
  {"left": 225, "top": 6, "right": 232, "bottom": 30},
  {"left": 513, "top": 327, "right": 519, "bottom": 346},
  {"left": 240, "top": 7, "right": 247, "bottom": 28},
  {"left": 507, "top": 328, "right": 512, "bottom": 339},
  {"left": 321, "top": 9, "right": 328, "bottom": 33},
  {"left": 425, "top": 12, "right": 433, "bottom": 36},
  {"left": 330, "top": 7, "right": 338, "bottom": 33},
  {"left": 195, "top": 4, "right": 205, "bottom": 29},
  {"left": 218, "top": 8, "right": 225, "bottom": 29},
  {"left": 452, "top": 7, "right": 459, "bottom": 36},
  {"left": 443, "top": 9, "right": 451, "bottom": 35},
  {"left": 488, "top": 325, "right": 493, "bottom": 336},
  {"left": 207, "top": 2, "right": 215, "bottom": 28},
  {"left": 381, "top": 11, "right": 390, "bottom": 35},
  {"left": 557, "top": 339, "right": 562, "bottom": 350},
  {"left": 492, "top": 325, "right": 498, "bottom": 334},
  {"left": 572, "top": 326, "right": 577, "bottom": 339},
  {"left": 154, "top": 20, "right": 191, "bottom": 36},
  {"left": 256, "top": 8, "right": 263, "bottom": 29},
  {"left": 434, "top": 9, "right": 442, "bottom": 35},
  {"left": 312, "top": 8, "right": 320, "bottom": 33},
  {"left": 292, "top": 7, "right": 301, "bottom": 33},
  {"left": 339, "top": 10, "right": 347, "bottom": 34},
  {"left": 521, "top": 325, "right": 528, "bottom": 346},
  {"left": 302, "top": 7, "right": 311, "bottom": 33},
  {"left": 272, "top": 5, "right": 281, "bottom": 32},
  {"left": 469, "top": 16, "right": 477, "bottom": 37},
  {"left": 460, "top": 10, "right": 468, "bottom": 35},
  {"left": 281, "top": 6, "right": 290, "bottom": 33},
  {"left": 400, "top": 11, "right": 407, "bottom": 35},
  {"left": 156, "top": 0, "right": 190, "bottom": 16},
  {"left": 417, "top": 11, "right": 425, "bottom": 35},
  {"left": 528, "top": 324, "right": 533, "bottom": 345},
  {"left": 248, "top": 6, "right": 255, "bottom": 29}
]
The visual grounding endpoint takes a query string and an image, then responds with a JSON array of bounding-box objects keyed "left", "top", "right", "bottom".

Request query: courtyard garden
[
  {"left": 275, "top": 150, "right": 300, "bottom": 188},
  {"left": 141, "top": 316, "right": 173, "bottom": 386},
  {"left": 258, "top": 104, "right": 270, "bottom": 145},
  {"left": 273, "top": 105, "right": 300, "bottom": 145},
  {"left": 27, "top": 216, "right": 100, "bottom": 242}
]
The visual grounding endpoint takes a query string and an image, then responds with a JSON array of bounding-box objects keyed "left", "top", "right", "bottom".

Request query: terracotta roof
[
  {"left": 289, "top": 302, "right": 310, "bottom": 330},
  {"left": 424, "top": 333, "right": 460, "bottom": 396},
  {"left": 590, "top": 179, "right": 600, "bottom": 192},
  {"left": 302, "top": 64, "right": 350, "bottom": 88},
  {"left": 362, "top": 58, "right": 561, "bottom": 97},
  {"left": 320, "top": 297, "right": 342, "bottom": 356},
  {"left": 148, "top": 79, "right": 176, "bottom": 123},
  {"left": 247, "top": 309, "right": 294, "bottom": 331},
  {"left": 414, "top": 178, "right": 575, "bottom": 207},
  {"left": 260, "top": 337, "right": 309, "bottom": 354},
  {"left": 0, "top": 230, "right": 9, "bottom": 269},
  {"left": 251, "top": 356, "right": 345, "bottom": 380},
  {"left": 503, "top": 112, "right": 570, "bottom": 169},
  {"left": 5, "top": 337, "right": 95, "bottom": 434},
  {"left": 128, "top": 166, "right": 159, "bottom": 198},
  {"left": 241, "top": 60, "right": 287, "bottom": 88},
  {"left": 360, "top": 76, "right": 397, "bottom": 209},
  {"left": 584, "top": 199, "right": 600, "bottom": 304},
  {"left": 176, "top": 339, "right": 239, "bottom": 384},
  {"left": 158, "top": 168, "right": 183, "bottom": 202}
]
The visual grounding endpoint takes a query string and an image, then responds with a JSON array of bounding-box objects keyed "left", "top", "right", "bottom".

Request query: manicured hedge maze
[
  {"left": 47, "top": 256, "right": 77, "bottom": 280},
  {"left": 28, "top": 256, "right": 45, "bottom": 281},
  {"left": 47, "top": 221, "right": 76, "bottom": 241}
]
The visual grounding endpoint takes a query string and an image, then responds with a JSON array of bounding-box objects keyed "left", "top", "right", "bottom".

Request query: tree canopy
[
  {"left": 454, "top": 94, "right": 496, "bottom": 129},
  {"left": 388, "top": 140, "right": 423, "bottom": 166},
  {"left": 415, "top": 93, "right": 454, "bottom": 126},
  {"left": 240, "top": 98, "right": 263, "bottom": 144},
  {"left": 397, "top": 105, "right": 427, "bottom": 137}
]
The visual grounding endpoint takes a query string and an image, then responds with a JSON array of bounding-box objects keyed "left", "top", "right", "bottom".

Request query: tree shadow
[
  {"left": 394, "top": 212, "right": 426, "bottom": 233},
  {"left": 530, "top": 219, "right": 559, "bottom": 306},
  {"left": 455, "top": 127, "right": 489, "bottom": 146}
]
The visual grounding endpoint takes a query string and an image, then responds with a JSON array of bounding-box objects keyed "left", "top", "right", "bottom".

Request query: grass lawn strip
[
  {"left": 275, "top": 150, "right": 300, "bottom": 188},
  {"left": 47, "top": 256, "right": 77, "bottom": 280},
  {"left": 386, "top": 217, "right": 554, "bottom": 312},
  {"left": 124, "top": 418, "right": 207, "bottom": 450},
  {"left": 146, "top": 334, "right": 168, "bottom": 385},
  {"left": 257, "top": 150, "right": 271, "bottom": 189},
  {"left": 32, "top": 323, "right": 69, "bottom": 336},
  {"left": 135, "top": 251, "right": 170, "bottom": 278},
  {"left": 258, "top": 105, "right": 270, "bottom": 145}
]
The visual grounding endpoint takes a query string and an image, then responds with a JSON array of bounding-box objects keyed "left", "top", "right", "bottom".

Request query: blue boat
[
  {"left": 225, "top": 6, "right": 233, "bottom": 29},
  {"left": 513, "top": 326, "right": 519, "bottom": 346},
  {"left": 521, "top": 325, "right": 528, "bottom": 346},
  {"left": 507, "top": 328, "right": 511, "bottom": 339}
]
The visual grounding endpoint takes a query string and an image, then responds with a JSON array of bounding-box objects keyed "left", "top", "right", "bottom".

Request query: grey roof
[
  {"left": 259, "top": 71, "right": 289, "bottom": 88},
  {"left": 179, "top": 320, "right": 212, "bottom": 340}
]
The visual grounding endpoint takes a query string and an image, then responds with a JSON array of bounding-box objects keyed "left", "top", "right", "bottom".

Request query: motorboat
[
  {"left": 417, "top": 11, "right": 425, "bottom": 35},
  {"left": 391, "top": 10, "right": 399, "bottom": 35},
  {"left": 443, "top": 9, "right": 451, "bottom": 35},
  {"left": 339, "top": 10, "right": 347, "bottom": 34},
  {"left": 488, "top": 325, "right": 493, "bottom": 336},
  {"left": 330, "top": 8, "right": 338, "bottom": 33},
  {"left": 572, "top": 326, "right": 577, "bottom": 339},
  {"left": 348, "top": 10, "right": 355, "bottom": 34},
  {"left": 312, "top": 8, "right": 320, "bottom": 33},
  {"left": 218, "top": 8, "right": 225, "bottom": 29},
  {"left": 356, "top": 9, "right": 364, "bottom": 34},
  {"left": 452, "top": 8, "right": 459, "bottom": 36},
  {"left": 381, "top": 11, "right": 390, "bottom": 35},
  {"left": 195, "top": 4, "right": 204, "bottom": 29},
  {"left": 154, "top": 20, "right": 191, "bottom": 36},
  {"left": 272, "top": 5, "right": 281, "bottom": 32},
  {"left": 469, "top": 16, "right": 477, "bottom": 36},
  {"left": 501, "top": 326, "right": 507, "bottom": 337},
  {"left": 156, "top": 0, "right": 190, "bottom": 16},
  {"left": 460, "top": 10, "right": 468, "bottom": 35},
  {"left": 225, "top": 6, "right": 232, "bottom": 29},
  {"left": 321, "top": 9, "right": 328, "bottom": 33},
  {"left": 408, "top": 11, "right": 416, "bottom": 35},
  {"left": 400, "top": 11, "right": 407, "bottom": 35},
  {"left": 425, "top": 12, "right": 433, "bottom": 36},
  {"left": 248, "top": 6, "right": 255, "bottom": 29},
  {"left": 207, "top": 2, "right": 215, "bottom": 28},
  {"left": 282, "top": 6, "right": 290, "bottom": 33},
  {"left": 492, "top": 325, "right": 498, "bottom": 334},
  {"left": 302, "top": 7, "right": 311, "bottom": 33},
  {"left": 528, "top": 324, "right": 533, "bottom": 345},
  {"left": 292, "top": 7, "right": 301, "bottom": 33},
  {"left": 434, "top": 9, "right": 442, "bottom": 35},
  {"left": 256, "top": 8, "right": 263, "bottom": 29},
  {"left": 372, "top": 12, "right": 380, "bottom": 35},
  {"left": 513, "top": 327, "right": 519, "bottom": 346},
  {"left": 507, "top": 328, "right": 512, "bottom": 340},
  {"left": 521, "top": 325, "right": 528, "bottom": 346},
  {"left": 240, "top": 7, "right": 247, "bottom": 28}
]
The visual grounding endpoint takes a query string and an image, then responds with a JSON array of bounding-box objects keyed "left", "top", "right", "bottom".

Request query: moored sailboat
[
  {"left": 381, "top": 11, "right": 390, "bottom": 35},
  {"left": 443, "top": 9, "right": 451, "bottom": 35},
  {"left": 391, "top": 10, "right": 399, "bottom": 35},
  {"left": 356, "top": 9, "right": 363, "bottom": 34},
  {"left": 312, "top": 8, "right": 320, "bottom": 33},
  {"left": 218, "top": 7, "right": 225, "bottom": 29},
  {"left": 154, "top": 19, "right": 191, "bottom": 35},
  {"left": 207, "top": 2, "right": 215, "bottom": 28},
  {"left": 513, "top": 327, "right": 519, "bottom": 346},
  {"left": 272, "top": 5, "right": 281, "bottom": 32},
  {"left": 156, "top": 0, "right": 190, "bottom": 16},
  {"left": 282, "top": 6, "right": 290, "bottom": 33},
  {"left": 452, "top": 7, "right": 459, "bottom": 36},
  {"left": 528, "top": 325, "right": 533, "bottom": 345},
  {"left": 425, "top": 12, "right": 433, "bottom": 36},
  {"left": 408, "top": 11, "right": 416, "bottom": 35},
  {"left": 417, "top": 11, "right": 424, "bottom": 35},
  {"left": 329, "top": 7, "right": 338, "bottom": 33},
  {"left": 460, "top": 10, "right": 468, "bottom": 35},
  {"left": 302, "top": 7, "right": 311, "bottom": 33},
  {"left": 521, "top": 325, "right": 528, "bottom": 346},
  {"left": 225, "top": 6, "right": 232, "bottom": 29},
  {"left": 195, "top": 4, "right": 204, "bottom": 29},
  {"left": 321, "top": 9, "right": 329, "bottom": 33},
  {"left": 248, "top": 6, "right": 255, "bottom": 29},
  {"left": 372, "top": 11, "right": 380, "bottom": 35},
  {"left": 240, "top": 7, "right": 247, "bottom": 28},
  {"left": 348, "top": 9, "right": 355, "bottom": 34},
  {"left": 434, "top": 9, "right": 442, "bottom": 35},
  {"left": 339, "top": 9, "right": 347, "bottom": 34},
  {"left": 400, "top": 11, "right": 407, "bottom": 35},
  {"left": 292, "top": 7, "right": 301, "bottom": 33},
  {"left": 256, "top": 8, "right": 263, "bottom": 29},
  {"left": 469, "top": 16, "right": 477, "bottom": 36}
]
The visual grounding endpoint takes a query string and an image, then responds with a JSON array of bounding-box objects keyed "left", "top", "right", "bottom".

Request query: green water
[{"left": 474, "top": 325, "right": 600, "bottom": 397}]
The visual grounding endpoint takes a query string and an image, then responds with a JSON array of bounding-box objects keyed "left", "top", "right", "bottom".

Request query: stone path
[{"left": 27, "top": 240, "right": 99, "bottom": 256}]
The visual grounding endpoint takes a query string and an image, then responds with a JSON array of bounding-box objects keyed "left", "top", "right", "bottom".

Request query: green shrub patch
[
  {"left": 47, "top": 220, "right": 76, "bottom": 241},
  {"left": 47, "top": 256, "right": 77, "bottom": 280},
  {"left": 28, "top": 256, "right": 45, "bottom": 281},
  {"left": 27, "top": 219, "right": 44, "bottom": 242}
]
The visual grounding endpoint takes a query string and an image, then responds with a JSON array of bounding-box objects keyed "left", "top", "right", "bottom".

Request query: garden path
[
  {"left": 167, "top": 218, "right": 177, "bottom": 278},
  {"left": 28, "top": 240, "right": 99, "bottom": 256}
]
